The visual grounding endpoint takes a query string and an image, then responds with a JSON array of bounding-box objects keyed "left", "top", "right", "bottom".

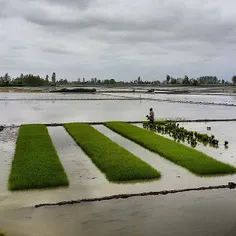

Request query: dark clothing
[
  {"left": 149, "top": 110, "right": 154, "bottom": 123},
  {"left": 150, "top": 118, "right": 154, "bottom": 124}
]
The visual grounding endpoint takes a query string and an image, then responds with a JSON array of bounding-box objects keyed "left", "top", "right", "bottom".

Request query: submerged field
[
  {"left": 2, "top": 90, "right": 236, "bottom": 236},
  {"left": 3, "top": 120, "right": 236, "bottom": 192}
]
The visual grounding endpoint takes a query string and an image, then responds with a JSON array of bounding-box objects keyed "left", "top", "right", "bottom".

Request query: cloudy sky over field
[{"left": 0, "top": 0, "right": 236, "bottom": 81}]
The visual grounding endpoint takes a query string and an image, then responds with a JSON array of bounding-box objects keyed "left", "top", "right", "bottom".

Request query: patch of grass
[
  {"left": 105, "top": 122, "right": 236, "bottom": 176},
  {"left": 9, "top": 124, "right": 69, "bottom": 190},
  {"left": 64, "top": 123, "right": 160, "bottom": 182}
]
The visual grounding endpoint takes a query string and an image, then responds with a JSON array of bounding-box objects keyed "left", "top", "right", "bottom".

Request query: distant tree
[
  {"left": 2, "top": 73, "right": 11, "bottom": 85},
  {"left": 170, "top": 78, "right": 177, "bottom": 84},
  {"left": 232, "top": 76, "right": 236, "bottom": 84},
  {"left": 166, "top": 74, "right": 170, "bottom": 84},
  {"left": 4, "top": 73, "right": 10, "bottom": 80},
  {"left": 190, "top": 79, "right": 199, "bottom": 86},
  {"left": 137, "top": 76, "right": 141, "bottom": 84},
  {"left": 12, "top": 73, "right": 45, "bottom": 86},
  {"left": 176, "top": 78, "right": 183, "bottom": 84},
  {"left": 110, "top": 79, "right": 116, "bottom": 84},
  {"left": 183, "top": 75, "right": 189, "bottom": 85},
  {"left": 45, "top": 74, "right": 49, "bottom": 84},
  {"left": 197, "top": 76, "right": 219, "bottom": 84},
  {"left": 51, "top": 72, "right": 56, "bottom": 84},
  {"left": 154, "top": 80, "right": 161, "bottom": 84},
  {"left": 221, "top": 79, "right": 225, "bottom": 84}
]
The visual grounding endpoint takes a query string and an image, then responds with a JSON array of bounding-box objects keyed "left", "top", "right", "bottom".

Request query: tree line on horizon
[{"left": 0, "top": 72, "right": 236, "bottom": 87}]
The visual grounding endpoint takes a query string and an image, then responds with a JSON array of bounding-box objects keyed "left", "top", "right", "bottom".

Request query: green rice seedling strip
[
  {"left": 64, "top": 123, "right": 160, "bottom": 182},
  {"left": 104, "top": 122, "right": 236, "bottom": 176},
  {"left": 9, "top": 124, "right": 69, "bottom": 190}
]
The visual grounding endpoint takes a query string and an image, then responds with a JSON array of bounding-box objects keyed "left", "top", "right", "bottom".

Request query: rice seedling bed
[
  {"left": 105, "top": 122, "right": 236, "bottom": 176},
  {"left": 9, "top": 124, "right": 69, "bottom": 190},
  {"left": 64, "top": 123, "right": 160, "bottom": 182}
]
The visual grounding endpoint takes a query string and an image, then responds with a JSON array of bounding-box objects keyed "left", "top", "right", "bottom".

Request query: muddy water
[
  {"left": 1, "top": 124, "right": 235, "bottom": 206},
  {"left": 93, "top": 125, "right": 196, "bottom": 189},
  {"left": 1, "top": 123, "right": 236, "bottom": 207},
  {"left": 93, "top": 125, "right": 236, "bottom": 188},
  {"left": 0, "top": 92, "right": 118, "bottom": 100},
  {"left": 47, "top": 126, "right": 107, "bottom": 190},
  {"left": 179, "top": 122, "right": 236, "bottom": 166},
  {"left": 1, "top": 100, "right": 236, "bottom": 125},
  {"left": 1, "top": 189, "right": 236, "bottom": 236},
  {"left": 106, "top": 92, "right": 236, "bottom": 105}
]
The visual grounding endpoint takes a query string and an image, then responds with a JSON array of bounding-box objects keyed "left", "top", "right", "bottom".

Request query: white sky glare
[{"left": 0, "top": 0, "right": 236, "bottom": 81}]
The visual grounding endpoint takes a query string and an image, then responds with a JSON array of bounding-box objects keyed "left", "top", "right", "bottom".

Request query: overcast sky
[{"left": 0, "top": 0, "right": 236, "bottom": 81}]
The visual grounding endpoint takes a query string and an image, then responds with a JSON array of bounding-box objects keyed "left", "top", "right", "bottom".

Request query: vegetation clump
[
  {"left": 64, "top": 123, "right": 160, "bottom": 182},
  {"left": 224, "top": 141, "right": 229, "bottom": 149},
  {"left": 9, "top": 124, "right": 69, "bottom": 190},
  {"left": 143, "top": 121, "right": 223, "bottom": 148},
  {"left": 105, "top": 122, "right": 236, "bottom": 176},
  {"left": 50, "top": 88, "right": 96, "bottom": 93}
]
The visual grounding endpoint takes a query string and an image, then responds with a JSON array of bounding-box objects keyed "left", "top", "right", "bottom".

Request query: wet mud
[
  {"left": 0, "top": 127, "right": 18, "bottom": 194},
  {"left": 34, "top": 182, "right": 236, "bottom": 208}
]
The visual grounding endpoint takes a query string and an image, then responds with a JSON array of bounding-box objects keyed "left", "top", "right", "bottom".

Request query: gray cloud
[
  {"left": 0, "top": 0, "right": 236, "bottom": 81},
  {"left": 40, "top": 0, "right": 94, "bottom": 9},
  {"left": 42, "top": 47, "right": 75, "bottom": 55}
]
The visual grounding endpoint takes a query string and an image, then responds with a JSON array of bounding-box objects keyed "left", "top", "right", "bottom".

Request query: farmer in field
[{"left": 147, "top": 108, "right": 154, "bottom": 123}]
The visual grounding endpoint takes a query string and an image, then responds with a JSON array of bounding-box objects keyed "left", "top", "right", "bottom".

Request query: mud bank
[
  {"left": 144, "top": 97, "right": 236, "bottom": 107},
  {"left": 35, "top": 182, "right": 236, "bottom": 208},
  {"left": 0, "top": 98, "right": 139, "bottom": 101},
  {"left": 104, "top": 93, "right": 236, "bottom": 107}
]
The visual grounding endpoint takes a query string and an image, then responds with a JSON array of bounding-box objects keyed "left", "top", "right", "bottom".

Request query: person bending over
[{"left": 146, "top": 108, "right": 154, "bottom": 123}]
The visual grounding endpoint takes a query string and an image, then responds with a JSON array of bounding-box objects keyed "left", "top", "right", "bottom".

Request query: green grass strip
[
  {"left": 64, "top": 123, "right": 160, "bottom": 182},
  {"left": 9, "top": 124, "right": 69, "bottom": 190},
  {"left": 104, "top": 122, "right": 236, "bottom": 176}
]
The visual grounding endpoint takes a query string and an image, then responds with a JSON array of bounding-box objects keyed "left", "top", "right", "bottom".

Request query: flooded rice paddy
[
  {"left": 104, "top": 92, "right": 236, "bottom": 106},
  {"left": 1, "top": 122, "right": 236, "bottom": 201},
  {"left": 1, "top": 99, "right": 236, "bottom": 125},
  {"left": 1, "top": 91, "right": 236, "bottom": 236},
  {"left": 1, "top": 189, "right": 236, "bottom": 236}
]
